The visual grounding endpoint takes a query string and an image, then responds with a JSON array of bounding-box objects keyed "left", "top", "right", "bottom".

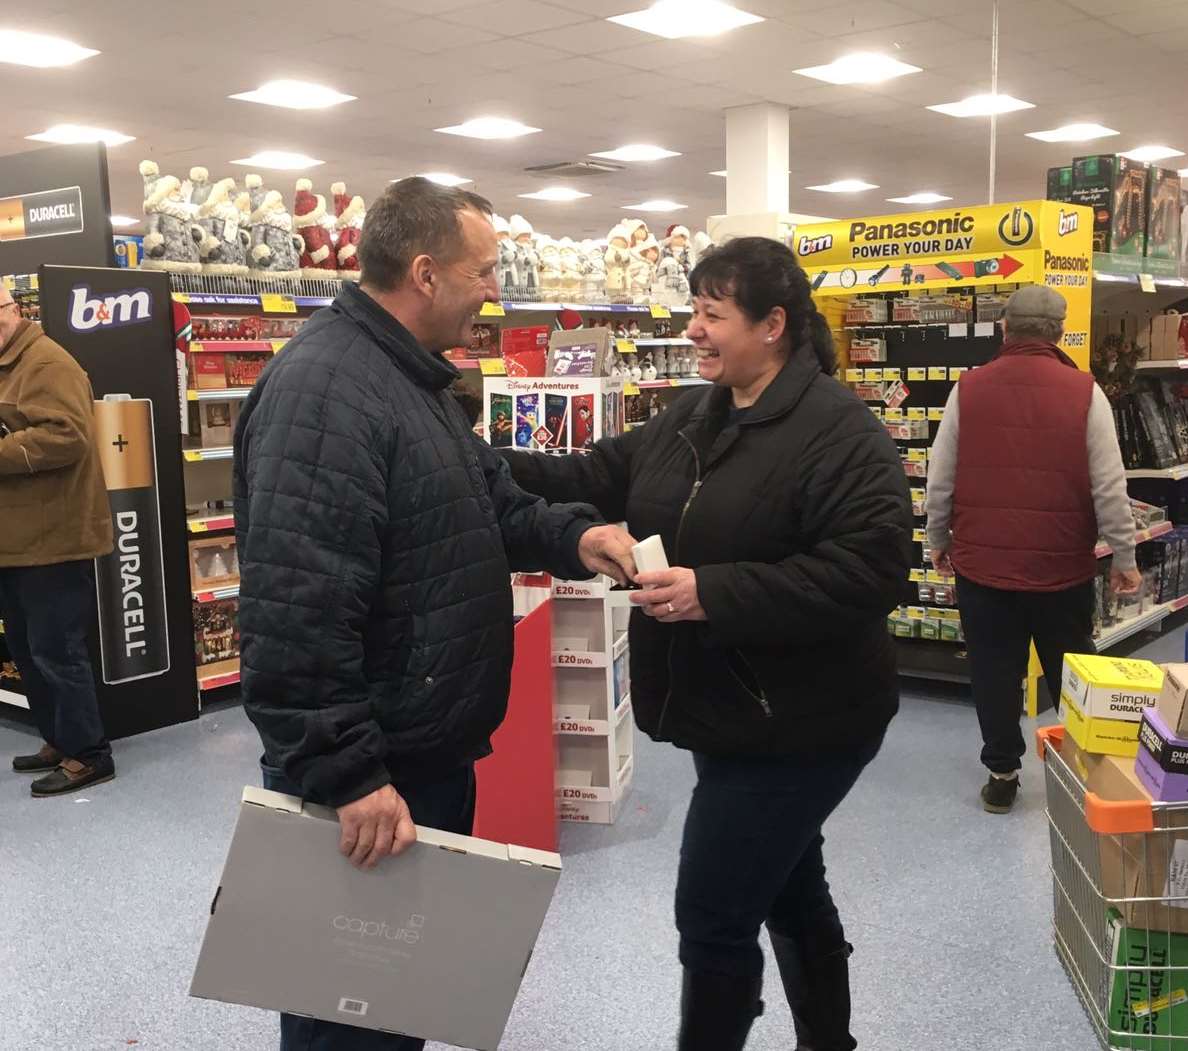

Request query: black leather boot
[
  {"left": 676, "top": 968, "right": 764, "bottom": 1051},
  {"left": 768, "top": 931, "right": 813, "bottom": 1049},
  {"left": 770, "top": 935, "right": 857, "bottom": 1051}
]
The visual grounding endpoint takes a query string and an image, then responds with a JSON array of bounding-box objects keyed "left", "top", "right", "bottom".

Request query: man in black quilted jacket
[{"left": 233, "top": 177, "right": 635, "bottom": 1051}]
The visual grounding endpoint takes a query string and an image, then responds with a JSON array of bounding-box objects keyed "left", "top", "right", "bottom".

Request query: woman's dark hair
[{"left": 688, "top": 236, "right": 837, "bottom": 375}]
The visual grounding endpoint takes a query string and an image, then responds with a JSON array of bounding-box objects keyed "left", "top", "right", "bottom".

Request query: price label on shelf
[
  {"left": 1139, "top": 273, "right": 1157, "bottom": 293},
  {"left": 864, "top": 368, "right": 884, "bottom": 382},
  {"left": 913, "top": 528, "right": 928, "bottom": 543},
  {"left": 928, "top": 406, "right": 945, "bottom": 421},
  {"left": 949, "top": 367, "right": 968, "bottom": 381},
  {"left": 907, "top": 407, "right": 927, "bottom": 421},
  {"left": 649, "top": 305, "right": 672, "bottom": 319},
  {"left": 478, "top": 358, "right": 506, "bottom": 376},
  {"left": 907, "top": 448, "right": 928, "bottom": 463},
  {"left": 908, "top": 569, "right": 926, "bottom": 583},
  {"left": 928, "top": 367, "right": 948, "bottom": 381},
  {"left": 479, "top": 301, "right": 507, "bottom": 317},
  {"left": 907, "top": 367, "right": 927, "bottom": 382},
  {"left": 260, "top": 293, "right": 297, "bottom": 314},
  {"left": 926, "top": 569, "right": 955, "bottom": 585},
  {"left": 881, "top": 368, "right": 902, "bottom": 382},
  {"left": 845, "top": 368, "right": 864, "bottom": 383},
  {"left": 868, "top": 405, "right": 883, "bottom": 418},
  {"left": 884, "top": 407, "right": 904, "bottom": 422},
  {"left": 624, "top": 382, "right": 640, "bottom": 396},
  {"left": 172, "top": 292, "right": 191, "bottom": 304},
  {"left": 616, "top": 339, "right": 636, "bottom": 355}
]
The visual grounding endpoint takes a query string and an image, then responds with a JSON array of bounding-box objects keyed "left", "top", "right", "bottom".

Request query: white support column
[{"left": 725, "top": 103, "right": 790, "bottom": 215}]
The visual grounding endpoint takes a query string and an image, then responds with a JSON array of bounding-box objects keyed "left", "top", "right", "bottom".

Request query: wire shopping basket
[{"left": 1040, "top": 725, "right": 1188, "bottom": 1048}]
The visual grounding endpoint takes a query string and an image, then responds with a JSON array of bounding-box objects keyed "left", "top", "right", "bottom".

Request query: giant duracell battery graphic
[{"left": 92, "top": 395, "right": 170, "bottom": 683}]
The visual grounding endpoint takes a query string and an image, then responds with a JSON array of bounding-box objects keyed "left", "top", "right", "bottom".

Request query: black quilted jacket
[
  {"left": 503, "top": 350, "right": 913, "bottom": 757},
  {"left": 233, "top": 283, "right": 600, "bottom": 806}
]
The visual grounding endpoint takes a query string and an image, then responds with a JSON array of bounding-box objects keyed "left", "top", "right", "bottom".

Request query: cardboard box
[
  {"left": 1158, "top": 664, "right": 1188, "bottom": 738},
  {"left": 1146, "top": 167, "right": 1183, "bottom": 263},
  {"left": 1149, "top": 314, "right": 1187, "bottom": 361},
  {"left": 198, "top": 400, "right": 239, "bottom": 447},
  {"left": 1073, "top": 154, "right": 1150, "bottom": 256},
  {"left": 1062, "top": 689, "right": 1142, "bottom": 757},
  {"left": 1108, "top": 909, "right": 1188, "bottom": 1047},
  {"left": 1062, "top": 654, "right": 1164, "bottom": 722},
  {"left": 1078, "top": 752, "right": 1188, "bottom": 936},
  {"left": 1136, "top": 708, "right": 1188, "bottom": 801},
  {"left": 191, "top": 788, "right": 561, "bottom": 1050}
]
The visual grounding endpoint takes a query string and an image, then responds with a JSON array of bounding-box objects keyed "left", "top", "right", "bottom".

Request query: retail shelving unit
[{"left": 552, "top": 578, "right": 634, "bottom": 823}]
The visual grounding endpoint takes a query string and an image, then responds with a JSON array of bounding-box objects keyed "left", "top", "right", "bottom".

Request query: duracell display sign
[
  {"left": 92, "top": 396, "right": 170, "bottom": 684},
  {"left": 39, "top": 264, "right": 197, "bottom": 738},
  {"left": 0, "top": 185, "right": 85, "bottom": 242}
]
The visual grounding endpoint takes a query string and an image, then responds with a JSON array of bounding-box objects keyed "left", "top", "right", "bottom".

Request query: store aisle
[{"left": 0, "top": 685, "right": 1092, "bottom": 1051}]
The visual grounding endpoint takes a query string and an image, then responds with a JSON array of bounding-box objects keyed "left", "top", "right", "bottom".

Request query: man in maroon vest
[{"left": 926, "top": 285, "right": 1138, "bottom": 813}]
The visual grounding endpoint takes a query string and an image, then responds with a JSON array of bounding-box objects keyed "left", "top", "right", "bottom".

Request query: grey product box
[{"left": 190, "top": 788, "right": 562, "bottom": 1050}]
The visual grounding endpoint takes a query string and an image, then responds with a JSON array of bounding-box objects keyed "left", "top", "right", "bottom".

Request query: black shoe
[
  {"left": 12, "top": 743, "right": 62, "bottom": 773},
  {"left": 981, "top": 773, "right": 1019, "bottom": 814},
  {"left": 770, "top": 933, "right": 857, "bottom": 1051},
  {"left": 677, "top": 968, "right": 763, "bottom": 1051},
  {"left": 31, "top": 756, "right": 115, "bottom": 797}
]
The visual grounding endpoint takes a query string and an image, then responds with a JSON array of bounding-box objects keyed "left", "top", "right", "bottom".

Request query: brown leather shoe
[
  {"left": 30, "top": 755, "right": 115, "bottom": 797},
  {"left": 12, "top": 743, "right": 62, "bottom": 773}
]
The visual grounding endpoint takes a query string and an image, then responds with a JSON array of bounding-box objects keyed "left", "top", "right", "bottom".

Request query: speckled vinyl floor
[{"left": 7, "top": 645, "right": 1156, "bottom": 1051}]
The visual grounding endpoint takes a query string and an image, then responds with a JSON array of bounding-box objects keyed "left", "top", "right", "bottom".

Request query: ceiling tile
[
  {"left": 793, "top": 0, "right": 925, "bottom": 37},
  {"left": 441, "top": 0, "right": 590, "bottom": 35},
  {"left": 520, "top": 19, "right": 645, "bottom": 53},
  {"left": 393, "top": 17, "right": 495, "bottom": 52}
]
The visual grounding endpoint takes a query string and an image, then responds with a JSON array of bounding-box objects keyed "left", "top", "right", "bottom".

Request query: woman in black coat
[{"left": 503, "top": 237, "right": 913, "bottom": 1051}]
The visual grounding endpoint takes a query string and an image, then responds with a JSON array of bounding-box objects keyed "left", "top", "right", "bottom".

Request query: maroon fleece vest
[{"left": 951, "top": 340, "right": 1097, "bottom": 592}]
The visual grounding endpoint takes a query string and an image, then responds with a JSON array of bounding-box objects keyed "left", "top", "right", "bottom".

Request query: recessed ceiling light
[
  {"left": 806, "top": 179, "right": 879, "bottom": 193},
  {"left": 228, "top": 80, "right": 356, "bottom": 110},
  {"left": 886, "top": 192, "right": 953, "bottom": 204},
  {"left": 0, "top": 30, "right": 98, "bottom": 68},
  {"left": 415, "top": 172, "right": 472, "bottom": 186},
  {"left": 590, "top": 144, "right": 681, "bottom": 163},
  {"left": 794, "top": 52, "right": 921, "bottom": 85},
  {"left": 109, "top": 215, "right": 138, "bottom": 228},
  {"left": 26, "top": 124, "right": 134, "bottom": 147},
  {"left": 709, "top": 170, "right": 728, "bottom": 177},
  {"left": 928, "top": 94, "right": 1035, "bottom": 118},
  {"left": 623, "top": 199, "right": 687, "bottom": 212},
  {"left": 1025, "top": 122, "right": 1118, "bottom": 143},
  {"left": 435, "top": 117, "right": 541, "bottom": 140},
  {"left": 231, "top": 150, "right": 323, "bottom": 170},
  {"left": 608, "top": 0, "right": 763, "bottom": 39},
  {"left": 518, "top": 187, "right": 591, "bottom": 202},
  {"left": 1122, "top": 145, "right": 1185, "bottom": 162}
]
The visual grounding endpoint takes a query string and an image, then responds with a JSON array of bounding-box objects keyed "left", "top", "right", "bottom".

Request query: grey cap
[{"left": 1004, "top": 284, "right": 1067, "bottom": 323}]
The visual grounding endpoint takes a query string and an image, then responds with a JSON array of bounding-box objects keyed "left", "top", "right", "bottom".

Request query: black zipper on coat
[{"left": 656, "top": 430, "right": 706, "bottom": 737}]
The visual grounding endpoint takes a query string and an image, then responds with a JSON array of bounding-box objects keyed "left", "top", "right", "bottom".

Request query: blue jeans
[
  {"left": 676, "top": 735, "right": 884, "bottom": 980},
  {"left": 261, "top": 760, "right": 477, "bottom": 1051},
  {"left": 0, "top": 560, "right": 110, "bottom": 763}
]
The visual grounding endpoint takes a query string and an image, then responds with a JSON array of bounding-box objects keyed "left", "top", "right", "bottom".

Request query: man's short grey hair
[{"left": 359, "top": 177, "right": 493, "bottom": 292}]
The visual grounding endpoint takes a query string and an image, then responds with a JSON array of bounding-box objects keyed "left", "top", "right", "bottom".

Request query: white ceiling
[{"left": 3, "top": 0, "right": 1188, "bottom": 239}]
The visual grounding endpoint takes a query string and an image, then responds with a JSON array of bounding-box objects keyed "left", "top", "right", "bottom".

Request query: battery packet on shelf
[{"left": 191, "top": 788, "right": 561, "bottom": 1051}]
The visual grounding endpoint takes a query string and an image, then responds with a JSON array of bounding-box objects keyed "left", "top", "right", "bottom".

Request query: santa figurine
[
  {"left": 664, "top": 224, "right": 693, "bottom": 277},
  {"left": 331, "top": 182, "right": 365, "bottom": 280},
  {"left": 604, "top": 225, "right": 632, "bottom": 302},
  {"left": 623, "top": 218, "right": 650, "bottom": 249},
  {"left": 292, "top": 178, "right": 337, "bottom": 279},
  {"left": 538, "top": 237, "right": 562, "bottom": 301}
]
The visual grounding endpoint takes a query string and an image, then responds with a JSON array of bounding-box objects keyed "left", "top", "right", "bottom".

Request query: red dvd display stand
[{"left": 474, "top": 593, "right": 558, "bottom": 853}]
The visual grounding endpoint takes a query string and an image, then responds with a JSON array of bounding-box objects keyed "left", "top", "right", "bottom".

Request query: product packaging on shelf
[
  {"left": 1135, "top": 707, "right": 1188, "bottom": 801},
  {"left": 1072, "top": 154, "right": 1149, "bottom": 256},
  {"left": 848, "top": 337, "right": 886, "bottom": 363},
  {"left": 198, "top": 400, "right": 240, "bottom": 447},
  {"left": 193, "top": 597, "right": 240, "bottom": 677},
  {"left": 1046, "top": 166, "right": 1073, "bottom": 202},
  {"left": 190, "top": 788, "right": 561, "bottom": 1050},
  {"left": 499, "top": 326, "right": 550, "bottom": 378},
  {"left": 189, "top": 536, "right": 239, "bottom": 591},
  {"left": 1145, "top": 167, "right": 1183, "bottom": 264}
]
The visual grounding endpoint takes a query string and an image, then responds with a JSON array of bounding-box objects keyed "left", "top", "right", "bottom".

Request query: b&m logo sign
[{"left": 69, "top": 285, "right": 153, "bottom": 332}]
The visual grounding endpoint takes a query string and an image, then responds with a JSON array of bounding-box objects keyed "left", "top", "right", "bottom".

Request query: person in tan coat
[{"left": 0, "top": 287, "right": 115, "bottom": 796}]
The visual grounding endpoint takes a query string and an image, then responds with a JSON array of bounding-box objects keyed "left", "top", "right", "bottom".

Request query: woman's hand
[{"left": 630, "top": 567, "right": 707, "bottom": 622}]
